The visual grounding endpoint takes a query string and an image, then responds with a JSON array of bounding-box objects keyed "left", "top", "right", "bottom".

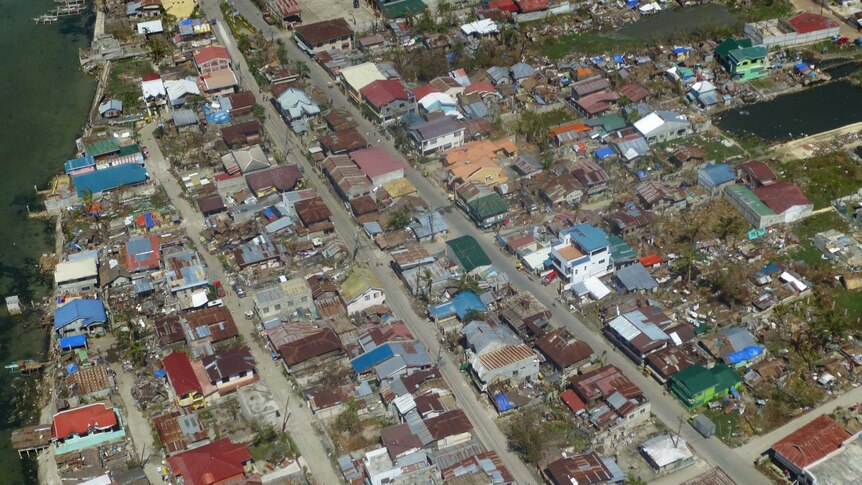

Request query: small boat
[
  {"left": 5, "top": 360, "right": 44, "bottom": 374},
  {"left": 33, "top": 14, "right": 58, "bottom": 23}
]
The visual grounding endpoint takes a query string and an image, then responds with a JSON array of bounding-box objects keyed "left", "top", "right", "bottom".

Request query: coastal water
[
  {"left": 715, "top": 80, "right": 862, "bottom": 143},
  {"left": 0, "top": 0, "right": 95, "bottom": 482},
  {"left": 617, "top": 4, "right": 739, "bottom": 41}
]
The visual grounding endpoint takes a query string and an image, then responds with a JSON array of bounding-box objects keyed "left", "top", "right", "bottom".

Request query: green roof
[
  {"left": 118, "top": 143, "right": 140, "bottom": 157},
  {"left": 339, "top": 267, "right": 382, "bottom": 303},
  {"left": 446, "top": 235, "right": 491, "bottom": 273},
  {"left": 608, "top": 235, "right": 636, "bottom": 263},
  {"left": 466, "top": 192, "right": 508, "bottom": 219},
  {"left": 671, "top": 364, "right": 741, "bottom": 399},
  {"left": 726, "top": 185, "right": 776, "bottom": 217},
  {"left": 729, "top": 46, "right": 767, "bottom": 63},
  {"left": 715, "top": 38, "right": 753, "bottom": 61},
  {"left": 587, "top": 113, "right": 626, "bottom": 132},
  {"left": 381, "top": 0, "right": 426, "bottom": 18},
  {"left": 85, "top": 138, "right": 120, "bottom": 158}
]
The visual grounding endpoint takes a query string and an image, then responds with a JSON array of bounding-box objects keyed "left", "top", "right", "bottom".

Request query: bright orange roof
[
  {"left": 639, "top": 254, "right": 662, "bottom": 267},
  {"left": 444, "top": 139, "right": 517, "bottom": 166},
  {"left": 450, "top": 161, "right": 501, "bottom": 181},
  {"left": 549, "top": 122, "right": 591, "bottom": 137}
]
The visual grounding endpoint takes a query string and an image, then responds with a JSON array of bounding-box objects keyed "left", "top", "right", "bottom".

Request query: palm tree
[
  {"left": 420, "top": 268, "right": 434, "bottom": 302},
  {"left": 625, "top": 475, "right": 648, "bottom": 485},
  {"left": 451, "top": 273, "right": 480, "bottom": 294}
]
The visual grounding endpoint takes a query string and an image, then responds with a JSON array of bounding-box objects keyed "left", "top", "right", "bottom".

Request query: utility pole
[
  {"left": 352, "top": 231, "right": 361, "bottom": 261},
  {"left": 281, "top": 395, "right": 291, "bottom": 433}
]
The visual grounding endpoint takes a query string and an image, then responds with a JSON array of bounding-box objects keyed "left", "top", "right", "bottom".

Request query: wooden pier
[{"left": 11, "top": 424, "right": 52, "bottom": 457}]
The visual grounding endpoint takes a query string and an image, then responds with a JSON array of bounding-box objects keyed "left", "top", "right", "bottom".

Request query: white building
[
  {"left": 55, "top": 258, "right": 99, "bottom": 293},
  {"left": 408, "top": 116, "right": 465, "bottom": 155},
  {"left": 339, "top": 267, "right": 385, "bottom": 316},
  {"left": 549, "top": 224, "right": 612, "bottom": 289}
]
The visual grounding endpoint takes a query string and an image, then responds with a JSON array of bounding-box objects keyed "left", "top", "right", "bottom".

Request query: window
[
  {"left": 598, "top": 259, "right": 605, "bottom": 264},
  {"left": 274, "top": 304, "right": 282, "bottom": 310},
  {"left": 301, "top": 296, "right": 308, "bottom": 302},
  {"left": 365, "top": 295, "right": 371, "bottom": 301},
  {"left": 262, "top": 307, "right": 269, "bottom": 313}
]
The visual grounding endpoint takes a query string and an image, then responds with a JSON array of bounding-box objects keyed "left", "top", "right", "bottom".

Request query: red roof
[
  {"left": 788, "top": 12, "right": 839, "bottom": 34},
  {"left": 360, "top": 79, "right": 408, "bottom": 109},
  {"left": 486, "top": 0, "right": 518, "bottom": 12},
  {"left": 52, "top": 403, "right": 118, "bottom": 440},
  {"left": 463, "top": 81, "right": 497, "bottom": 97},
  {"left": 194, "top": 45, "right": 231, "bottom": 66},
  {"left": 561, "top": 388, "right": 586, "bottom": 414},
  {"left": 753, "top": 181, "right": 811, "bottom": 215},
  {"left": 639, "top": 254, "right": 662, "bottom": 267},
  {"left": 162, "top": 352, "right": 203, "bottom": 397},
  {"left": 771, "top": 415, "right": 852, "bottom": 470},
  {"left": 410, "top": 83, "right": 439, "bottom": 102},
  {"left": 516, "top": 0, "right": 548, "bottom": 12},
  {"left": 349, "top": 146, "right": 404, "bottom": 181},
  {"left": 126, "top": 235, "right": 161, "bottom": 272},
  {"left": 168, "top": 437, "right": 252, "bottom": 485},
  {"left": 142, "top": 72, "right": 161, "bottom": 82},
  {"left": 741, "top": 160, "right": 776, "bottom": 185}
]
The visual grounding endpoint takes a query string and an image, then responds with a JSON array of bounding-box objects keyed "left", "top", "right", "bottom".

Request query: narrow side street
[
  {"left": 114, "top": 365, "right": 163, "bottom": 484},
  {"left": 139, "top": 123, "right": 343, "bottom": 485}
]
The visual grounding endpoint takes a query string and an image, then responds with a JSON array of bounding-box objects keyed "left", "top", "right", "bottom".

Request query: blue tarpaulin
[
  {"left": 730, "top": 387, "right": 740, "bottom": 398},
  {"left": 726, "top": 345, "right": 763, "bottom": 364},
  {"left": 59, "top": 334, "right": 87, "bottom": 349},
  {"left": 494, "top": 393, "right": 512, "bottom": 412},
  {"left": 626, "top": 0, "right": 638, "bottom": 6},
  {"left": 795, "top": 62, "right": 809, "bottom": 71},
  {"left": 203, "top": 104, "right": 232, "bottom": 124},
  {"left": 144, "top": 212, "right": 154, "bottom": 228},
  {"left": 613, "top": 55, "right": 624, "bottom": 63},
  {"left": 595, "top": 148, "right": 615, "bottom": 159},
  {"left": 65, "top": 363, "right": 78, "bottom": 375},
  {"left": 154, "top": 368, "right": 167, "bottom": 378},
  {"left": 636, "top": 170, "right": 649, "bottom": 180}
]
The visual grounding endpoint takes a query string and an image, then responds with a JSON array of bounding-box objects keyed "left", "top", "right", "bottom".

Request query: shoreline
[{"left": 30, "top": 1, "right": 101, "bottom": 481}]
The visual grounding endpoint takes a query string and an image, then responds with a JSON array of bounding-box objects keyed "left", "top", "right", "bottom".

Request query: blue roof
[
  {"left": 72, "top": 164, "right": 148, "bottom": 196},
  {"left": 351, "top": 343, "right": 395, "bottom": 373},
  {"left": 59, "top": 335, "right": 87, "bottom": 349},
  {"left": 133, "top": 278, "right": 154, "bottom": 294},
  {"left": 562, "top": 223, "right": 609, "bottom": 253},
  {"left": 429, "top": 300, "right": 456, "bottom": 320},
  {"left": 494, "top": 393, "right": 512, "bottom": 411},
  {"left": 54, "top": 299, "right": 107, "bottom": 330},
  {"left": 452, "top": 291, "right": 487, "bottom": 319},
  {"left": 410, "top": 211, "right": 447, "bottom": 239},
  {"left": 595, "top": 147, "right": 615, "bottom": 159},
  {"left": 64, "top": 155, "right": 95, "bottom": 174},
  {"left": 699, "top": 163, "right": 736, "bottom": 187}
]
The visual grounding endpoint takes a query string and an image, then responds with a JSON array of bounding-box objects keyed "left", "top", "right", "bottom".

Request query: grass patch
[
  {"left": 106, "top": 59, "right": 154, "bottom": 112},
  {"left": 697, "top": 136, "right": 745, "bottom": 161},
  {"left": 776, "top": 152, "right": 862, "bottom": 209},
  {"left": 702, "top": 409, "right": 744, "bottom": 445},
  {"left": 741, "top": 0, "right": 793, "bottom": 22},
  {"left": 541, "top": 33, "right": 640, "bottom": 59},
  {"left": 788, "top": 211, "right": 850, "bottom": 265}
]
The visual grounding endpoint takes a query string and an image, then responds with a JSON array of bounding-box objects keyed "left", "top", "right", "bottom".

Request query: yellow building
[{"left": 162, "top": 0, "right": 197, "bottom": 19}]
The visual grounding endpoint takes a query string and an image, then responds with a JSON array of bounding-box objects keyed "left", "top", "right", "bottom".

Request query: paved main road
[
  {"left": 139, "top": 123, "right": 343, "bottom": 485},
  {"left": 200, "top": 2, "right": 541, "bottom": 482},
  {"left": 217, "top": 4, "right": 769, "bottom": 483}
]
